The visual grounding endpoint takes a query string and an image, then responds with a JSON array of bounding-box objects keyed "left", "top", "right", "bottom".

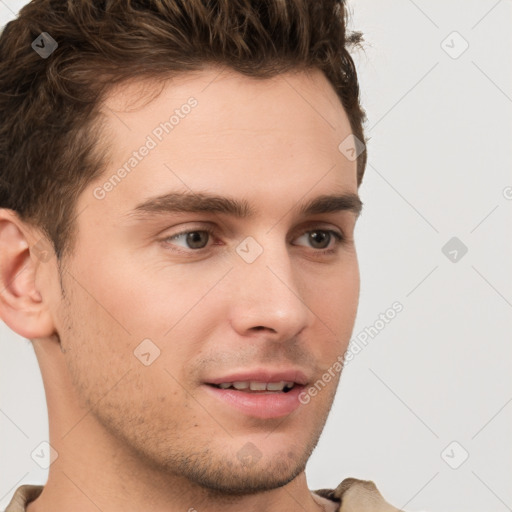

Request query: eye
[
  {"left": 163, "top": 228, "right": 215, "bottom": 250},
  {"left": 294, "top": 229, "right": 344, "bottom": 251}
]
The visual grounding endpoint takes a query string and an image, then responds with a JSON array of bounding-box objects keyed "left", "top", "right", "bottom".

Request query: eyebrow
[{"left": 127, "top": 191, "right": 363, "bottom": 220}]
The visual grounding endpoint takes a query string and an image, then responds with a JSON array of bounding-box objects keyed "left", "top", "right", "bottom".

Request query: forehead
[
  {"left": 100, "top": 66, "right": 353, "bottom": 160},
  {"left": 86, "top": 67, "right": 358, "bottom": 218}
]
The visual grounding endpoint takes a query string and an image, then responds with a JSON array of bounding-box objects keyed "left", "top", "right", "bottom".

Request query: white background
[{"left": 1, "top": 1, "right": 511, "bottom": 511}]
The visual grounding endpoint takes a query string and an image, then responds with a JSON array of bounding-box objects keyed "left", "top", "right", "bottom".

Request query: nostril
[{"left": 251, "top": 326, "right": 279, "bottom": 333}]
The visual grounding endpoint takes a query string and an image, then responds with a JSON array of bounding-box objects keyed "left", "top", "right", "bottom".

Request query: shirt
[{"left": 4, "top": 478, "right": 404, "bottom": 511}]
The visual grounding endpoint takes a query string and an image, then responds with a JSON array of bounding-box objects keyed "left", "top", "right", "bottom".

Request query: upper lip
[{"left": 205, "top": 368, "right": 310, "bottom": 386}]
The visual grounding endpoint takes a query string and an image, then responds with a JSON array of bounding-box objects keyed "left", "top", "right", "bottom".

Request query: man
[{"left": 0, "top": 1, "right": 404, "bottom": 511}]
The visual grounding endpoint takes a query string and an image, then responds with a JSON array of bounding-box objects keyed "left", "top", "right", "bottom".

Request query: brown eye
[
  {"left": 163, "top": 229, "right": 214, "bottom": 250},
  {"left": 308, "top": 230, "right": 332, "bottom": 249},
  {"left": 294, "top": 229, "right": 343, "bottom": 251},
  {"left": 183, "top": 231, "right": 210, "bottom": 249}
]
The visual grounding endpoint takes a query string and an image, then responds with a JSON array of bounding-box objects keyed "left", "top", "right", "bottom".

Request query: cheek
[
  {"left": 333, "top": 264, "right": 360, "bottom": 336},
  {"left": 82, "top": 247, "right": 231, "bottom": 341},
  {"left": 56, "top": 260, "right": 139, "bottom": 403},
  {"left": 59, "top": 281, "right": 192, "bottom": 427},
  {"left": 306, "top": 256, "right": 360, "bottom": 355},
  {"left": 61, "top": 288, "right": 131, "bottom": 394}
]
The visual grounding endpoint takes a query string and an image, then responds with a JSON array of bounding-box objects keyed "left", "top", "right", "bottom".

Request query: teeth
[
  {"left": 215, "top": 381, "right": 296, "bottom": 391},
  {"left": 266, "top": 381, "right": 286, "bottom": 391},
  {"left": 249, "top": 381, "right": 267, "bottom": 391}
]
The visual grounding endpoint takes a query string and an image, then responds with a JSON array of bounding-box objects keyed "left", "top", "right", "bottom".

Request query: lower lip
[{"left": 202, "top": 384, "right": 304, "bottom": 419}]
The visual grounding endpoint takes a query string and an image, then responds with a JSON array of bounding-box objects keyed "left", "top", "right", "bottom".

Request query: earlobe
[{"left": 0, "top": 209, "right": 56, "bottom": 340}]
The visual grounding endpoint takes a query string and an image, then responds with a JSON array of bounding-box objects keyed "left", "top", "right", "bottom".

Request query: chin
[
  {"left": 189, "top": 458, "right": 305, "bottom": 496},
  {"left": 162, "top": 437, "right": 316, "bottom": 497}
]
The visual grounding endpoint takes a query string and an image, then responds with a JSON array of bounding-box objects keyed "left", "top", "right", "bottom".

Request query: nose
[{"left": 227, "top": 237, "right": 314, "bottom": 342}]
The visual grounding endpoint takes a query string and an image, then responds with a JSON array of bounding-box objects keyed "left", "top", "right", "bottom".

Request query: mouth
[
  {"left": 208, "top": 380, "right": 297, "bottom": 393},
  {"left": 202, "top": 370, "right": 309, "bottom": 419}
]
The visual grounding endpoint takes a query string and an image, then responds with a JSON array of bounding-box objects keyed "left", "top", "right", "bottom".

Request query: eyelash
[{"left": 161, "top": 226, "right": 346, "bottom": 256}]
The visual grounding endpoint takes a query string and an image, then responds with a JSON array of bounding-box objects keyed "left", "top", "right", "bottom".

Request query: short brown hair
[{"left": 0, "top": 0, "right": 367, "bottom": 260}]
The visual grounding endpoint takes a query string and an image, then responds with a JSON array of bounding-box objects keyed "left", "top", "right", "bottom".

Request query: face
[{"left": 50, "top": 67, "right": 361, "bottom": 494}]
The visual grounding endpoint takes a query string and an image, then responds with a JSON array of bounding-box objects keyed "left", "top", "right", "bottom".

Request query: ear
[{"left": 0, "top": 208, "right": 56, "bottom": 339}]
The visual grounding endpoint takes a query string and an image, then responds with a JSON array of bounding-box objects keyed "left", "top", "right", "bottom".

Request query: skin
[{"left": 0, "top": 67, "right": 361, "bottom": 512}]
